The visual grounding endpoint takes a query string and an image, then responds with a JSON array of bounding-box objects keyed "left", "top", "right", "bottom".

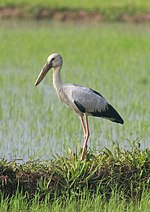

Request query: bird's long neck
[{"left": 53, "top": 65, "right": 63, "bottom": 93}]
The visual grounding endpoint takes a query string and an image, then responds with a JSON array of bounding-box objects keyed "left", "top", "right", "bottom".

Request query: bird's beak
[{"left": 34, "top": 62, "right": 52, "bottom": 86}]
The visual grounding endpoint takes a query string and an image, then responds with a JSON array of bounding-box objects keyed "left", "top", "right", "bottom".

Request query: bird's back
[{"left": 61, "top": 84, "right": 123, "bottom": 124}]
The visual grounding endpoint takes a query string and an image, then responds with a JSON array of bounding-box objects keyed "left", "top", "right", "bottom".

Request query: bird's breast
[{"left": 56, "top": 87, "right": 83, "bottom": 116}]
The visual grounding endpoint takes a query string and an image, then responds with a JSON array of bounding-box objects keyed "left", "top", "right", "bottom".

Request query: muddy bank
[{"left": 0, "top": 7, "right": 150, "bottom": 23}]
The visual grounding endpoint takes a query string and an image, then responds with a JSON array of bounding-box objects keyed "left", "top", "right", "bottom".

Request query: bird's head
[{"left": 34, "top": 53, "right": 63, "bottom": 86}]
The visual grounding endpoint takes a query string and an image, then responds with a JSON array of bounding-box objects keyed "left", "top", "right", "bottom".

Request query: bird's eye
[{"left": 51, "top": 58, "right": 55, "bottom": 62}]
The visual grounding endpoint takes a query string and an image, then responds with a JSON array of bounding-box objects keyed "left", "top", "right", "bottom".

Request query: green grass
[
  {"left": 0, "top": 143, "right": 150, "bottom": 211},
  {"left": 0, "top": 190, "right": 149, "bottom": 211},
  {"left": 1, "top": 0, "right": 150, "bottom": 10},
  {"left": 0, "top": 0, "right": 150, "bottom": 21}
]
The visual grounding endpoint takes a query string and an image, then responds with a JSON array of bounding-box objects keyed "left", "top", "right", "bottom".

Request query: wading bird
[{"left": 34, "top": 53, "right": 124, "bottom": 160}]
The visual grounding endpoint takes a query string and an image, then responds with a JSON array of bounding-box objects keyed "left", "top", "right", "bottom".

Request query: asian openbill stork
[{"left": 34, "top": 53, "right": 124, "bottom": 160}]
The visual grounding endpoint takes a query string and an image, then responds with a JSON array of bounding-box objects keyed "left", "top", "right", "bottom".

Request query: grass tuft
[{"left": 0, "top": 142, "right": 149, "bottom": 204}]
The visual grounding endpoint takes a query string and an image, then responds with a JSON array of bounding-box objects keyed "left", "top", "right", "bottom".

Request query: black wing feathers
[
  {"left": 73, "top": 87, "right": 124, "bottom": 125},
  {"left": 74, "top": 100, "right": 124, "bottom": 124},
  {"left": 89, "top": 88, "right": 104, "bottom": 98},
  {"left": 91, "top": 104, "right": 124, "bottom": 124},
  {"left": 74, "top": 101, "right": 86, "bottom": 113}
]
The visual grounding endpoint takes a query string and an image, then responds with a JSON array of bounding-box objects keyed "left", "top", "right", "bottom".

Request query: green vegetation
[
  {"left": 0, "top": 143, "right": 150, "bottom": 210},
  {"left": 0, "top": 189, "right": 149, "bottom": 211},
  {"left": 0, "top": 21, "right": 149, "bottom": 160},
  {"left": 0, "top": 0, "right": 150, "bottom": 21},
  {"left": 1, "top": 0, "right": 150, "bottom": 10}
]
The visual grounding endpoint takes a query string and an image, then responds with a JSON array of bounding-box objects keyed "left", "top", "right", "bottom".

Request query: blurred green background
[{"left": 0, "top": 1, "right": 149, "bottom": 161}]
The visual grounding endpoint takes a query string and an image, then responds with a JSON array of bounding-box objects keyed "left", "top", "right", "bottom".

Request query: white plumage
[{"left": 35, "top": 53, "right": 124, "bottom": 160}]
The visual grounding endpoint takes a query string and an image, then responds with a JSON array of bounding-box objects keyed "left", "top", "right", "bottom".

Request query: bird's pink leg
[
  {"left": 80, "top": 116, "right": 86, "bottom": 138},
  {"left": 81, "top": 114, "right": 90, "bottom": 160}
]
